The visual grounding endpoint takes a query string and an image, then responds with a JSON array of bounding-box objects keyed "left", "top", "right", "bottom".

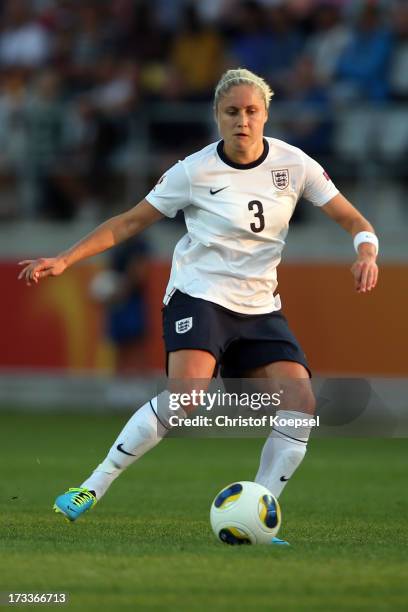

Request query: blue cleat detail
[
  {"left": 271, "top": 536, "right": 290, "bottom": 546},
  {"left": 53, "top": 487, "right": 97, "bottom": 522}
]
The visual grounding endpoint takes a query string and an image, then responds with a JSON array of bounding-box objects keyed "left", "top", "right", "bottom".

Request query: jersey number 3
[{"left": 248, "top": 200, "right": 265, "bottom": 233}]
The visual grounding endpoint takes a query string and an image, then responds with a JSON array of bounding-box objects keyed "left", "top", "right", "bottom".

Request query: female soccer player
[{"left": 18, "top": 69, "right": 379, "bottom": 543}]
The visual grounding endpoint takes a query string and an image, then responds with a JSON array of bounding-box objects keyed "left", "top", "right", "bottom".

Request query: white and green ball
[{"left": 210, "top": 481, "right": 281, "bottom": 545}]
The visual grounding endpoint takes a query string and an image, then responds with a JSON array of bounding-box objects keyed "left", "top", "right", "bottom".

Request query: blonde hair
[{"left": 214, "top": 68, "right": 274, "bottom": 112}]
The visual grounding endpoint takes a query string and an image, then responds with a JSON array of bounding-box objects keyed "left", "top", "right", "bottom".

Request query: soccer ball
[{"left": 210, "top": 481, "right": 281, "bottom": 545}]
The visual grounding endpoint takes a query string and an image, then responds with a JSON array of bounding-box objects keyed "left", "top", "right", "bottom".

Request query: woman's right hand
[{"left": 17, "top": 257, "right": 67, "bottom": 286}]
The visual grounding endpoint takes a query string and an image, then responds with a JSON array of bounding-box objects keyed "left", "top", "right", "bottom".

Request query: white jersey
[{"left": 146, "top": 137, "right": 338, "bottom": 314}]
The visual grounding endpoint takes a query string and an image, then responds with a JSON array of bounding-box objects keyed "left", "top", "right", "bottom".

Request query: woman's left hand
[{"left": 351, "top": 255, "right": 379, "bottom": 293}]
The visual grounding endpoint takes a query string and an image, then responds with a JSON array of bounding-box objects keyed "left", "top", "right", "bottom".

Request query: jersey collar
[{"left": 217, "top": 138, "right": 269, "bottom": 170}]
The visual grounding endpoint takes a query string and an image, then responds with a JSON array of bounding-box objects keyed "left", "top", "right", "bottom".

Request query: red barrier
[{"left": 1, "top": 261, "right": 407, "bottom": 375}]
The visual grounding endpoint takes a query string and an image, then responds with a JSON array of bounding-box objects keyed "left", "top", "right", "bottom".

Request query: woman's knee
[
  {"left": 168, "top": 349, "right": 217, "bottom": 379},
  {"left": 167, "top": 350, "right": 216, "bottom": 413}
]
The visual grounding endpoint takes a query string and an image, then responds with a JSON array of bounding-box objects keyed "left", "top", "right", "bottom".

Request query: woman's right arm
[{"left": 18, "top": 199, "right": 164, "bottom": 285}]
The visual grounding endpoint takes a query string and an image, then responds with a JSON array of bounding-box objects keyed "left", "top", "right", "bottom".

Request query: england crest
[
  {"left": 272, "top": 169, "right": 289, "bottom": 190},
  {"left": 175, "top": 317, "right": 193, "bottom": 334}
]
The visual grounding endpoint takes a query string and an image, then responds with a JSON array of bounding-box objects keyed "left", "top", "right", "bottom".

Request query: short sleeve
[
  {"left": 302, "top": 154, "right": 339, "bottom": 207},
  {"left": 145, "top": 161, "right": 190, "bottom": 218}
]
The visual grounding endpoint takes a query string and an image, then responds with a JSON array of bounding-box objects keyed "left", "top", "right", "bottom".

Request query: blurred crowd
[{"left": 0, "top": 0, "right": 408, "bottom": 220}]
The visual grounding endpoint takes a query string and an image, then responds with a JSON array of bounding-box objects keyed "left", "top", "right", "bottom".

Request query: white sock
[
  {"left": 255, "top": 410, "right": 312, "bottom": 499},
  {"left": 81, "top": 392, "right": 180, "bottom": 499}
]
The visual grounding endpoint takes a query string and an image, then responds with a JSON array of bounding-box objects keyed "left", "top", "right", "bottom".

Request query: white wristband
[{"left": 353, "top": 231, "right": 379, "bottom": 255}]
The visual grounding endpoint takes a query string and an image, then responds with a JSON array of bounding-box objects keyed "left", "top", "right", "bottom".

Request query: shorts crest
[
  {"left": 175, "top": 316, "right": 193, "bottom": 334},
  {"left": 272, "top": 169, "right": 289, "bottom": 190}
]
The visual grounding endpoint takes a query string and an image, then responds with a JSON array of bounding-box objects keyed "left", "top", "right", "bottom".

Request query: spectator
[
  {"left": 334, "top": 2, "right": 392, "bottom": 102},
  {"left": 120, "top": 0, "right": 169, "bottom": 62},
  {"left": 0, "top": 0, "right": 52, "bottom": 70},
  {"left": 0, "top": 70, "right": 28, "bottom": 217},
  {"left": 281, "top": 55, "right": 333, "bottom": 156},
  {"left": 88, "top": 55, "right": 138, "bottom": 116},
  {"left": 70, "top": 3, "right": 117, "bottom": 92},
  {"left": 154, "top": 0, "right": 188, "bottom": 32},
  {"left": 264, "top": 5, "right": 305, "bottom": 93},
  {"left": 0, "top": 69, "right": 73, "bottom": 219},
  {"left": 124, "top": 1, "right": 170, "bottom": 101},
  {"left": 304, "top": 2, "right": 351, "bottom": 84},
  {"left": 226, "top": 0, "right": 274, "bottom": 75},
  {"left": 168, "top": 3, "right": 226, "bottom": 101},
  {"left": 90, "top": 237, "right": 151, "bottom": 375},
  {"left": 389, "top": 0, "right": 408, "bottom": 101},
  {"left": 52, "top": 55, "right": 139, "bottom": 220},
  {"left": 23, "top": 69, "right": 73, "bottom": 219}
]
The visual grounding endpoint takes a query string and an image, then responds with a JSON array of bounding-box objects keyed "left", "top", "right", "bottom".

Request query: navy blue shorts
[{"left": 162, "top": 290, "right": 310, "bottom": 377}]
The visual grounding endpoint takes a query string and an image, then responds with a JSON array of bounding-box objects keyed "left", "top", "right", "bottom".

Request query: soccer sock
[
  {"left": 255, "top": 410, "right": 312, "bottom": 499},
  {"left": 81, "top": 392, "right": 181, "bottom": 499}
]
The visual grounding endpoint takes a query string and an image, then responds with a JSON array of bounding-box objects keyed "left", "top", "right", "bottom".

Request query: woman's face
[{"left": 216, "top": 84, "right": 268, "bottom": 157}]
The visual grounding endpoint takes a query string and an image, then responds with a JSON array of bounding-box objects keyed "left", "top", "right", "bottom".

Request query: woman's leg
[
  {"left": 79, "top": 350, "right": 217, "bottom": 500},
  {"left": 250, "top": 361, "right": 315, "bottom": 499}
]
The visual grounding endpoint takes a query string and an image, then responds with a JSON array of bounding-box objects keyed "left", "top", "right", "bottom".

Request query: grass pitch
[{"left": 1, "top": 412, "right": 407, "bottom": 611}]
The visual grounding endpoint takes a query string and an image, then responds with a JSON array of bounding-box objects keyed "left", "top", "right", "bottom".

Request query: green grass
[{"left": 0, "top": 413, "right": 407, "bottom": 611}]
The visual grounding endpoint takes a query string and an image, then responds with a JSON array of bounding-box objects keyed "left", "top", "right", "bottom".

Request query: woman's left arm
[{"left": 321, "top": 193, "right": 379, "bottom": 293}]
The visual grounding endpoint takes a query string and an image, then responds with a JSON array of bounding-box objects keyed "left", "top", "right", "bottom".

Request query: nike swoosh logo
[
  {"left": 280, "top": 476, "right": 289, "bottom": 482},
  {"left": 117, "top": 443, "right": 136, "bottom": 456},
  {"left": 210, "top": 186, "right": 229, "bottom": 195}
]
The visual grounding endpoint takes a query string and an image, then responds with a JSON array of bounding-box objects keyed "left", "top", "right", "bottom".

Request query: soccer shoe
[
  {"left": 53, "top": 487, "right": 97, "bottom": 522},
  {"left": 271, "top": 536, "right": 290, "bottom": 546}
]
